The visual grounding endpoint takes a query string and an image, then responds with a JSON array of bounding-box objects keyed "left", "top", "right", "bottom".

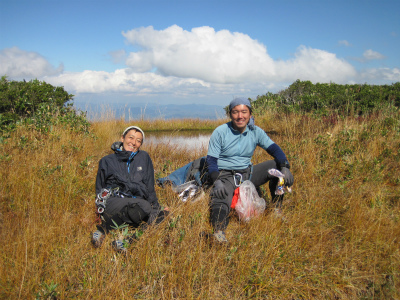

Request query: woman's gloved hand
[{"left": 281, "top": 167, "right": 294, "bottom": 187}]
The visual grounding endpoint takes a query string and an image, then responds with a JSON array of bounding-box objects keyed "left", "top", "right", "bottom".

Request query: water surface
[{"left": 146, "top": 130, "right": 212, "bottom": 151}]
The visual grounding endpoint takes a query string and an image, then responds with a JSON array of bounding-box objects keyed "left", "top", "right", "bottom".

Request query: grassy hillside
[{"left": 1, "top": 107, "right": 399, "bottom": 298}]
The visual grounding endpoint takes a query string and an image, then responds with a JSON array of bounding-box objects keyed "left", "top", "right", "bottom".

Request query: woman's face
[{"left": 121, "top": 129, "right": 143, "bottom": 152}]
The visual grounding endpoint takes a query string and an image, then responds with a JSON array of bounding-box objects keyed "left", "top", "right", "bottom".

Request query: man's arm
[
  {"left": 266, "top": 143, "right": 290, "bottom": 169},
  {"left": 266, "top": 143, "right": 294, "bottom": 186},
  {"left": 206, "top": 155, "right": 219, "bottom": 183},
  {"left": 207, "top": 127, "right": 224, "bottom": 184}
]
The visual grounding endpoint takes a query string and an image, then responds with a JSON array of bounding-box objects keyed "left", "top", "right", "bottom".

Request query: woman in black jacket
[{"left": 91, "top": 126, "right": 168, "bottom": 252}]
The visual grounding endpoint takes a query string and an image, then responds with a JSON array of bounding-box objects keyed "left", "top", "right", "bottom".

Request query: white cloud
[
  {"left": 122, "top": 25, "right": 276, "bottom": 84},
  {"left": 0, "top": 47, "right": 63, "bottom": 79},
  {"left": 109, "top": 49, "right": 127, "bottom": 64},
  {"left": 275, "top": 46, "right": 357, "bottom": 83},
  {"left": 121, "top": 26, "right": 357, "bottom": 85},
  {"left": 45, "top": 69, "right": 211, "bottom": 95},
  {"left": 363, "top": 49, "right": 385, "bottom": 60},
  {"left": 2, "top": 26, "right": 398, "bottom": 104},
  {"left": 338, "top": 40, "right": 351, "bottom": 47},
  {"left": 359, "top": 67, "right": 400, "bottom": 83}
]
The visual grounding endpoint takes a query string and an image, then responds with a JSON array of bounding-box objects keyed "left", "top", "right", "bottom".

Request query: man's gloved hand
[
  {"left": 281, "top": 167, "right": 294, "bottom": 187},
  {"left": 213, "top": 180, "right": 228, "bottom": 199}
]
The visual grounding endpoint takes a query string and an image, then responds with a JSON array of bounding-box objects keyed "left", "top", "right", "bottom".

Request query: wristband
[{"left": 277, "top": 161, "right": 290, "bottom": 169}]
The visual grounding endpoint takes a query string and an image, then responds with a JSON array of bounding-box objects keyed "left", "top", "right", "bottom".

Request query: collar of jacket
[{"left": 111, "top": 141, "right": 139, "bottom": 162}]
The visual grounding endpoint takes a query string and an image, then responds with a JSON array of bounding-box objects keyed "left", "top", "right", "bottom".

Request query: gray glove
[
  {"left": 213, "top": 180, "right": 228, "bottom": 199},
  {"left": 281, "top": 167, "right": 294, "bottom": 187}
]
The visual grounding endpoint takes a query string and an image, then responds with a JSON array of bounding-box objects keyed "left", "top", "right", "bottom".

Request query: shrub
[
  {"left": 252, "top": 80, "right": 400, "bottom": 116},
  {"left": 0, "top": 76, "right": 89, "bottom": 134}
]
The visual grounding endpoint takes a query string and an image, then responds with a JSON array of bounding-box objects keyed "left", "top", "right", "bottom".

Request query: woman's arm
[
  {"left": 144, "top": 153, "right": 161, "bottom": 209},
  {"left": 95, "top": 158, "right": 107, "bottom": 194}
]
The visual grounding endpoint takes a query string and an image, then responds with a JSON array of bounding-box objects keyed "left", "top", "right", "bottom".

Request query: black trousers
[
  {"left": 210, "top": 160, "right": 283, "bottom": 231},
  {"left": 97, "top": 197, "right": 152, "bottom": 233}
]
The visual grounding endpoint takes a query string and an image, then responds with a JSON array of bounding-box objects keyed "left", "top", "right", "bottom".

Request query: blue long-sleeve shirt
[{"left": 207, "top": 122, "right": 288, "bottom": 176}]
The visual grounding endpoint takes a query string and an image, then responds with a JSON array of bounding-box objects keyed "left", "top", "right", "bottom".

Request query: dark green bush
[
  {"left": 252, "top": 80, "right": 400, "bottom": 116},
  {"left": 0, "top": 76, "right": 90, "bottom": 134}
]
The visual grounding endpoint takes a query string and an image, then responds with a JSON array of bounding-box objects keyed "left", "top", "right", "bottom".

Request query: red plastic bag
[{"left": 234, "top": 180, "right": 266, "bottom": 222}]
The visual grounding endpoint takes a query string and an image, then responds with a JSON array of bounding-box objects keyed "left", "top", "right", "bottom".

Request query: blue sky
[{"left": 1, "top": 0, "right": 399, "bottom": 109}]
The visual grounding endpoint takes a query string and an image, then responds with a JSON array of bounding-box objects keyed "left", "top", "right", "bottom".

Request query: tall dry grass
[{"left": 0, "top": 109, "right": 399, "bottom": 299}]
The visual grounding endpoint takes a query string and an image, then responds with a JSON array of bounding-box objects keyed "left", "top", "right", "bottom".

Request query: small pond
[{"left": 146, "top": 130, "right": 212, "bottom": 151}]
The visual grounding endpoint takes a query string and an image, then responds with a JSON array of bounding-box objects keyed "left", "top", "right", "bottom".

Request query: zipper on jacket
[{"left": 127, "top": 151, "right": 138, "bottom": 173}]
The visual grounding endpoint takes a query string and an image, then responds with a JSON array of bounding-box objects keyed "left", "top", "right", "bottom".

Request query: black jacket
[{"left": 95, "top": 142, "right": 160, "bottom": 210}]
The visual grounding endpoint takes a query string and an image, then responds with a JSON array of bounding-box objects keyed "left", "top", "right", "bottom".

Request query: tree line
[{"left": 251, "top": 79, "right": 400, "bottom": 116}]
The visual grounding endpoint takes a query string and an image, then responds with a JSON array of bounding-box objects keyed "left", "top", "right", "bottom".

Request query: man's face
[
  {"left": 230, "top": 104, "right": 251, "bottom": 133},
  {"left": 121, "top": 129, "right": 143, "bottom": 152}
]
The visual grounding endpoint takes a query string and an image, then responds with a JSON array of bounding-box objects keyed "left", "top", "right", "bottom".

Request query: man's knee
[
  {"left": 251, "top": 160, "right": 277, "bottom": 187},
  {"left": 210, "top": 191, "right": 234, "bottom": 212}
]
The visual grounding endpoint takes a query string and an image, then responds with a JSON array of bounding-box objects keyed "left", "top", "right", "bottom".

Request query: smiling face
[
  {"left": 230, "top": 104, "right": 251, "bottom": 133},
  {"left": 121, "top": 129, "right": 143, "bottom": 152}
]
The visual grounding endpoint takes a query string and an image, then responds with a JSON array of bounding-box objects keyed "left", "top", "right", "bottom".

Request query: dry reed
[{"left": 0, "top": 109, "right": 399, "bottom": 299}]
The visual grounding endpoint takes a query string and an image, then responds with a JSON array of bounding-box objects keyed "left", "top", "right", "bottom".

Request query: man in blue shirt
[{"left": 207, "top": 98, "right": 294, "bottom": 243}]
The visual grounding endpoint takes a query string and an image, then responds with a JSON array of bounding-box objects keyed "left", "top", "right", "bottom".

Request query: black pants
[
  {"left": 97, "top": 197, "right": 152, "bottom": 233},
  {"left": 210, "top": 160, "right": 283, "bottom": 231}
]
